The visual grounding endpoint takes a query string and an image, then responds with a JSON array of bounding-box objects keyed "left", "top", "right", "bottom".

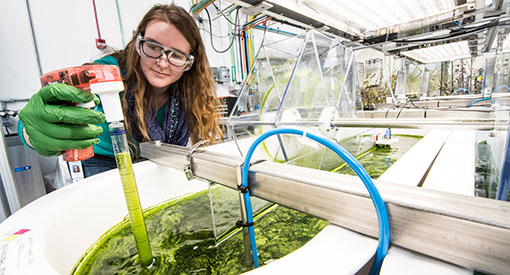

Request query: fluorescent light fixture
[
  {"left": 268, "top": 0, "right": 474, "bottom": 36},
  {"left": 405, "top": 29, "right": 451, "bottom": 41},
  {"left": 401, "top": 41, "right": 471, "bottom": 63}
]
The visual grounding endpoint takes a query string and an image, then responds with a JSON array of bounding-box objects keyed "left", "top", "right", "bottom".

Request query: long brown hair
[{"left": 112, "top": 4, "right": 221, "bottom": 146}]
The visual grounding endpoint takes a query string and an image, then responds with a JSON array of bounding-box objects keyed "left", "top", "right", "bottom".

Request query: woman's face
[{"left": 139, "top": 20, "right": 191, "bottom": 94}]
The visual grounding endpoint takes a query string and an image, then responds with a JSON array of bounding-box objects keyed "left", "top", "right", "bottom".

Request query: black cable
[
  {"left": 4, "top": 126, "right": 9, "bottom": 135},
  {"left": 395, "top": 100, "right": 410, "bottom": 119},
  {"left": 384, "top": 106, "right": 392, "bottom": 119},
  {"left": 199, "top": 27, "right": 231, "bottom": 38},
  {"left": 237, "top": 15, "right": 245, "bottom": 74},
  {"left": 211, "top": 2, "right": 244, "bottom": 28},
  {"left": 409, "top": 100, "right": 418, "bottom": 108},
  {"left": 393, "top": 20, "right": 497, "bottom": 44},
  {"left": 318, "top": 42, "right": 342, "bottom": 58},
  {"left": 385, "top": 102, "right": 399, "bottom": 118},
  {"left": 188, "top": 4, "right": 197, "bottom": 14},
  {"left": 205, "top": 6, "right": 237, "bottom": 53}
]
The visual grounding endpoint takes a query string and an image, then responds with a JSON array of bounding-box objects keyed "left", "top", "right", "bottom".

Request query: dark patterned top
[{"left": 92, "top": 56, "right": 189, "bottom": 158}]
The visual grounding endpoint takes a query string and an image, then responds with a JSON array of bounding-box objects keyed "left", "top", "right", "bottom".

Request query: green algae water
[
  {"left": 290, "top": 135, "right": 421, "bottom": 179},
  {"left": 475, "top": 141, "right": 500, "bottom": 199},
  {"left": 72, "top": 135, "right": 421, "bottom": 274},
  {"left": 72, "top": 185, "right": 328, "bottom": 274},
  {"left": 333, "top": 135, "right": 421, "bottom": 179}
]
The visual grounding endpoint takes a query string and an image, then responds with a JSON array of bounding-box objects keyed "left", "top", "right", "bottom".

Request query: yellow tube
[
  {"left": 110, "top": 121, "right": 153, "bottom": 267},
  {"left": 246, "top": 15, "right": 256, "bottom": 68}
]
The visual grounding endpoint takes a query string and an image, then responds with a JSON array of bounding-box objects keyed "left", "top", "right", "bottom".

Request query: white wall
[
  {"left": 0, "top": 1, "right": 237, "bottom": 176},
  {"left": 0, "top": 0, "right": 311, "bottom": 139},
  {"left": 0, "top": 2, "right": 41, "bottom": 110},
  {"left": 1, "top": 1, "right": 251, "bottom": 97},
  {"left": 0, "top": 1, "right": 241, "bottom": 132},
  {"left": 0, "top": 0, "right": 307, "bottom": 108}
]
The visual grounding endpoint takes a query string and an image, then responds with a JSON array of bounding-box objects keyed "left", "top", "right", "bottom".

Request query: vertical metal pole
[
  {"left": 461, "top": 59, "right": 464, "bottom": 90},
  {"left": 228, "top": 9, "right": 237, "bottom": 84},
  {"left": 114, "top": 0, "right": 125, "bottom": 47},
  {"left": 236, "top": 164, "right": 253, "bottom": 267},
  {"left": 418, "top": 67, "right": 425, "bottom": 99},
  {"left": 276, "top": 135, "right": 288, "bottom": 162},
  {"left": 24, "top": 0, "right": 42, "bottom": 77},
  {"left": 0, "top": 131, "right": 21, "bottom": 218},
  {"left": 208, "top": 181, "right": 218, "bottom": 240},
  {"left": 482, "top": 58, "right": 488, "bottom": 98},
  {"left": 451, "top": 60, "right": 454, "bottom": 94},
  {"left": 440, "top": 62, "right": 444, "bottom": 96},
  {"left": 470, "top": 56, "right": 473, "bottom": 93}
]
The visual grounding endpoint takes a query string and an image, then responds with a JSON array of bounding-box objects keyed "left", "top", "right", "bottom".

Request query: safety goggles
[{"left": 136, "top": 35, "right": 194, "bottom": 71}]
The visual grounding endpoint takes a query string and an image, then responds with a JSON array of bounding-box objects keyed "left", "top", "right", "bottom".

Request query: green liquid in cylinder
[
  {"left": 115, "top": 151, "right": 153, "bottom": 266},
  {"left": 109, "top": 121, "right": 153, "bottom": 267}
]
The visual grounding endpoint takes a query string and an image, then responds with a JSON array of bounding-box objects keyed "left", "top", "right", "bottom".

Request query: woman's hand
[{"left": 19, "top": 83, "right": 106, "bottom": 156}]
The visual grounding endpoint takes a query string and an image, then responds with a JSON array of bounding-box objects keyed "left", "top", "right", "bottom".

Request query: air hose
[
  {"left": 467, "top": 97, "right": 495, "bottom": 107},
  {"left": 452, "top": 87, "right": 472, "bottom": 95},
  {"left": 240, "top": 127, "right": 390, "bottom": 274}
]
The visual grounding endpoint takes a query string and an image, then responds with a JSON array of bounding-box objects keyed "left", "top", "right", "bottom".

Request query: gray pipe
[{"left": 24, "top": 0, "right": 42, "bottom": 77}]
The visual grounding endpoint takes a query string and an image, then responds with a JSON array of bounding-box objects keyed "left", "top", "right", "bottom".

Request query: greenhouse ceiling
[{"left": 229, "top": 0, "right": 508, "bottom": 63}]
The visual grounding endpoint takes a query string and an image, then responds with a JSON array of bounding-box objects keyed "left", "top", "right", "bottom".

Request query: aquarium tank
[{"left": 72, "top": 29, "right": 426, "bottom": 274}]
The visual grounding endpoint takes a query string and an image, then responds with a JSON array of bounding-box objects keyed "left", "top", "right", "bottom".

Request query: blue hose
[
  {"left": 467, "top": 97, "right": 495, "bottom": 108},
  {"left": 452, "top": 87, "right": 472, "bottom": 95},
  {"left": 241, "top": 127, "right": 390, "bottom": 273}
]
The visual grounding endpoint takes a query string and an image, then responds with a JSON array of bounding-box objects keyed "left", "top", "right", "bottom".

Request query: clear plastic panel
[
  {"left": 228, "top": 34, "right": 305, "bottom": 140},
  {"left": 425, "top": 63, "right": 441, "bottom": 97},
  {"left": 276, "top": 31, "right": 359, "bottom": 122},
  {"left": 394, "top": 70, "right": 407, "bottom": 99},
  {"left": 419, "top": 67, "right": 430, "bottom": 98},
  {"left": 484, "top": 57, "right": 496, "bottom": 97},
  {"left": 228, "top": 30, "right": 360, "bottom": 146},
  {"left": 486, "top": 28, "right": 510, "bottom": 201},
  {"left": 404, "top": 62, "right": 422, "bottom": 97},
  {"left": 227, "top": 30, "right": 361, "bottom": 162}
]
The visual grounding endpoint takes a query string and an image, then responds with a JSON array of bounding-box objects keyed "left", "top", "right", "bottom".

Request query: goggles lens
[{"left": 136, "top": 35, "right": 194, "bottom": 71}]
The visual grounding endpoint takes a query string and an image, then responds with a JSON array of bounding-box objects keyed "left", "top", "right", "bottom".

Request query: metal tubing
[
  {"left": 329, "top": 118, "right": 502, "bottom": 130},
  {"left": 140, "top": 142, "right": 510, "bottom": 274},
  {"left": 24, "top": 0, "right": 42, "bottom": 77},
  {"left": 236, "top": 164, "right": 254, "bottom": 268},
  {"left": 224, "top": 118, "right": 505, "bottom": 130}
]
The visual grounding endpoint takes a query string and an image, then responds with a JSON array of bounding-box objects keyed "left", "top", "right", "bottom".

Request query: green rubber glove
[{"left": 19, "top": 83, "right": 106, "bottom": 156}]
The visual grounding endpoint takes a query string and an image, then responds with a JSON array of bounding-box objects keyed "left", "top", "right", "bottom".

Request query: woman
[{"left": 18, "top": 4, "right": 222, "bottom": 177}]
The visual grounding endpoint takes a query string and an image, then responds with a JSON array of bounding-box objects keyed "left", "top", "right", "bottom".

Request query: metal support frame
[
  {"left": 222, "top": 98, "right": 504, "bottom": 130},
  {"left": 140, "top": 142, "right": 510, "bottom": 274},
  {"left": 235, "top": 163, "right": 254, "bottom": 268},
  {"left": 496, "top": 121, "right": 510, "bottom": 201},
  {"left": 224, "top": 117, "right": 506, "bottom": 130},
  {"left": 0, "top": 132, "right": 20, "bottom": 219},
  {"left": 329, "top": 118, "right": 506, "bottom": 130}
]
